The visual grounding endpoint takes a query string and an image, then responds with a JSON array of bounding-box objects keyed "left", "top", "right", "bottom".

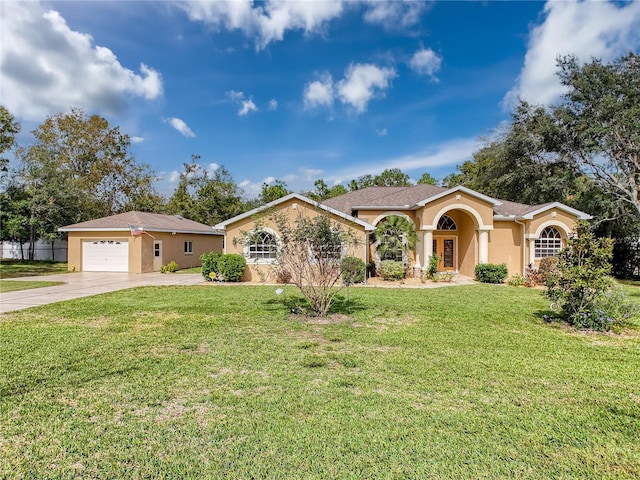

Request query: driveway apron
[{"left": 0, "top": 272, "right": 204, "bottom": 314}]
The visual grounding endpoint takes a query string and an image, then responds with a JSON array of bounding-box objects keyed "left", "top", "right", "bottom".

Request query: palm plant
[{"left": 373, "top": 215, "right": 417, "bottom": 263}]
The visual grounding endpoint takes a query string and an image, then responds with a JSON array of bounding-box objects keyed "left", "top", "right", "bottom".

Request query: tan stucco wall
[
  {"left": 420, "top": 192, "right": 494, "bottom": 228},
  {"left": 489, "top": 221, "right": 523, "bottom": 276},
  {"left": 66, "top": 231, "right": 222, "bottom": 273},
  {"left": 150, "top": 232, "right": 223, "bottom": 272},
  {"left": 223, "top": 198, "right": 368, "bottom": 282}
]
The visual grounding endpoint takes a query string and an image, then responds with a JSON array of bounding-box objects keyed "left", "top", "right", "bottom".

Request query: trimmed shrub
[
  {"left": 538, "top": 256, "right": 560, "bottom": 286},
  {"left": 200, "top": 251, "right": 222, "bottom": 281},
  {"left": 380, "top": 260, "right": 406, "bottom": 280},
  {"left": 341, "top": 256, "right": 366, "bottom": 285},
  {"left": 475, "top": 263, "right": 508, "bottom": 284},
  {"left": 426, "top": 255, "right": 440, "bottom": 279},
  {"left": 507, "top": 274, "right": 526, "bottom": 287},
  {"left": 217, "top": 254, "right": 246, "bottom": 282}
]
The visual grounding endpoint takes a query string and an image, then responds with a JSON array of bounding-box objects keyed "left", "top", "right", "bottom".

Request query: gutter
[{"left": 514, "top": 218, "right": 527, "bottom": 275}]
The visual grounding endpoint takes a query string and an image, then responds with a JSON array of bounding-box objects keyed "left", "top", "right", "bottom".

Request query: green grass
[
  {"left": 0, "top": 280, "right": 64, "bottom": 293},
  {"left": 1, "top": 284, "right": 639, "bottom": 478},
  {"left": 0, "top": 260, "right": 68, "bottom": 279},
  {"left": 176, "top": 266, "right": 202, "bottom": 274}
]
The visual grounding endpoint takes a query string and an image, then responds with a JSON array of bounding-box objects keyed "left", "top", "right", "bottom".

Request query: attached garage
[
  {"left": 82, "top": 240, "right": 129, "bottom": 272},
  {"left": 60, "top": 211, "right": 223, "bottom": 273}
]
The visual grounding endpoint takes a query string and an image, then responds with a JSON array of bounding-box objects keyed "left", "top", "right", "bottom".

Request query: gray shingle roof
[
  {"left": 59, "top": 211, "right": 221, "bottom": 234},
  {"left": 322, "top": 187, "right": 583, "bottom": 219}
]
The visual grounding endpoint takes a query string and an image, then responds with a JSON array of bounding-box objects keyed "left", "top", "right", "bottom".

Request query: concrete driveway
[{"left": 0, "top": 272, "right": 205, "bottom": 314}]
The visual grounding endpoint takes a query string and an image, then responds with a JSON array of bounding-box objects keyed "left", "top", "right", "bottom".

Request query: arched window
[
  {"left": 437, "top": 215, "right": 457, "bottom": 230},
  {"left": 535, "top": 227, "right": 562, "bottom": 258},
  {"left": 247, "top": 230, "right": 278, "bottom": 260}
]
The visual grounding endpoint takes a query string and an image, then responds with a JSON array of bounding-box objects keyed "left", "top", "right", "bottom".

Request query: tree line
[{"left": 1, "top": 53, "right": 638, "bottom": 262}]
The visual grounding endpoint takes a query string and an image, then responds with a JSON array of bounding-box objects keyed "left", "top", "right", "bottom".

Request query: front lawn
[
  {"left": 0, "top": 280, "right": 64, "bottom": 293},
  {"left": 0, "top": 260, "right": 68, "bottom": 279},
  {"left": 1, "top": 285, "right": 639, "bottom": 478}
]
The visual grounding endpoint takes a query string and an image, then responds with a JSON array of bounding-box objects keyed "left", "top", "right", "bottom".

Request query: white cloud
[
  {"left": 165, "top": 117, "right": 196, "bottom": 137},
  {"left": 362, "top": 0, "right": 428, "bottom": 30},
  {"left": 226, "top": 90, "right": 259, "bottom": 116},
  {"left": 206, "top": 163, "right": 220, "bottom": 174},
  {"left": 0, "top": 1, "right": 162, "bottom": 121},
  {"left": 304, "top": 64, "right": 396, "bottom": 114},
  {"left": 180, "top": 1, "right": 427, "bottom": 50},
  {"left": 226, "top": 90, "right": 246, "bottom": 101},
  {"left": 262, "top": 176, "right": 276, "bottom": 185},
  {"left": 168, "top": 170, "right": 181, "bottom": 183},
  {"left": 326, "top": 137, "right": 480, "bottom": 184},
  {"left": 180, "top": 0, "right": 344, "bottom": 50},
  {"left": 505, "top": 0, "right": 640, "bottom": 106},
  {"left": 376, "top": 128, "right": 388, "bottom": 137},
  {"left": 267, "top": 99, "right": 278, "bottom": 111},
  {"left": 238, "top": 99, "right": 258, "bottom": 116},
  {"left": 337, "top": 63, "right": 396, "bottom": 114},
  {"left": 130, "top": 136, "right": 144, "bottom": 144},
  {"left": 409, "top": 48, "right": 442, "bottom": 80},
  {"left": 303, "top": 74, "right": 335, "bottom": 109}
]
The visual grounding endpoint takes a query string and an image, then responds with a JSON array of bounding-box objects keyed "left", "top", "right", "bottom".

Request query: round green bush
[
  {"left": 200, "top": 251, "right": 222, "bottom": 281},
  {"left": 380, "top": 260, "right": 406, "bottom": 280},
  {"left": 341, "top": 256, "right": 366, "bottom": 284},
  {"left": 217, "top": 254, "right": 246, "bottom": 282}
]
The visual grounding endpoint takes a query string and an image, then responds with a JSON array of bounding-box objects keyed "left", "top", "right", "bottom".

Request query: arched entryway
[{"left": 420, "top": 204, "right": 489, "bottom": 277}]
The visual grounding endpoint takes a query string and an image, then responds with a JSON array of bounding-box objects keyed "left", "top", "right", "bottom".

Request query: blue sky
[{"left": 2, "top": 1, "right": 640, "bottom": 198}]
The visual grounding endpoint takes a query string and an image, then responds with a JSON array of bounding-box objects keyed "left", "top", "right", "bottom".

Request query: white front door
[
  {"left": 82, "top": 240, "right": 129, "bottom": 272},
  {"left": 153, "top": 241, "right": 162, "bottom": 271}
]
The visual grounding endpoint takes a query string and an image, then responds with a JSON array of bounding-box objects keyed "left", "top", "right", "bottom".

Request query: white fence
[{"left": 1, "top": 239, "right": 68, "bottom": 261}]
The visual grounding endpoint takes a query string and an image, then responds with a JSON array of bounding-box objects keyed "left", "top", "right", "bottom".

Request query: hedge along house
[
  {"left": 214, "top": 193, "right": 375, "bottom": 282},
  {"left": 322, "top": 184, "right": 591, "bottom": 277},
  {"left": 59, "top": 211, "right": 223, "bottom": 273},
  {"left": 216, "top": 186, "right": 590, "bottom": 281}
]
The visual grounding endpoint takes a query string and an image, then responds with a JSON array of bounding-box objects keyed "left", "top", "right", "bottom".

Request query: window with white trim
[
  {"left": 184, "top": 241, "right": 193, "bottom": 254},
  {"left": 247, "top": 230, "right": 278, "bottom": 260},
  {"left": 535, "top": 227, "right": 562, "bottom": 258}
]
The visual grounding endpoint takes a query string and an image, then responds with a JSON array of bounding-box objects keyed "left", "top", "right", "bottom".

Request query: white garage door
[{"left": 82, "top": 240, "right": 129, "bottom": 272}]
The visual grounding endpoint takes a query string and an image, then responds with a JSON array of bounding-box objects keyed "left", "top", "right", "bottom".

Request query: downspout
[{"left": 514, "top": 218, "right": 526, "bottom": 275}]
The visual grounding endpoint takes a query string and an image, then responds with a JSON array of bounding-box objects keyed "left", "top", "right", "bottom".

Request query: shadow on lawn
[{"left": 263, "top": 291, "right": 367, "bottom": 317}]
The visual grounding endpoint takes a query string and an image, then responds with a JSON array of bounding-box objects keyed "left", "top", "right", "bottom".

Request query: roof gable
[
  {"left": 214, "top": 193, "right": 376, "bottom": 231},
  {"left": 59, "top": 211, "right": 222, "bottom": 234}
]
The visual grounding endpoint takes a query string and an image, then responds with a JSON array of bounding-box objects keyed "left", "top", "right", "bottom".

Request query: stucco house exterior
[
  {"left": 59, "top": 211, "right": 223, "bottom": 273},
  {"left": 215, "top": 185, "right": 590, "bottom": 281}
]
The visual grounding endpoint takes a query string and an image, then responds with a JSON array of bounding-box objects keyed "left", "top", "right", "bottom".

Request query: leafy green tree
[
  {"left": 349, "top": 169, "right": 413, "bottom": 190},
  {"left": 545, "top": 221, "right": 635, "bottom": 330},
  {"left": 306, "top": 179, "right": 348, "bottom": 201},
  {"left": 0, "top": 105, "right": 20, "bottom": 174},
  {"left": 554, "top": 53, "right": 640, "bottom": 221},
  {"left": 0, "top": 183, "right": 30, "bottom": 259},
  {"left": 20, "top": 108, "right": 158, "bottom": 221},
  {"left": 349, "top": 174, "right": 375, "bottom": 191},
  {"left": 259, "top": 179, "right": 290, "bottom": 204},
  {"left": 417, "top": 172, "right": 437, "bottom": 185},
  {"left": 166, "top": 163, "right": 197, "bottom": 218},
  {"left": 372, "top": 215, "right": 417, "bottom": 264},
  {"left": 166, "top": 161, "right": 245, "bottom": 225},
  {"left": 373, "top": 168, "right": 412, "bottom": 187}
]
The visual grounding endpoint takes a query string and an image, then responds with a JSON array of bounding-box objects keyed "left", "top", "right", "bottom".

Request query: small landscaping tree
[
  {"left": 270, "top": 210, "right": 360, "bottom": 316},
  {"left": 546, "top": 221, "right": 636, "bottom": 330},
  {"left": 373, "top": 215, "right": 417, "bottom": 266}
]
